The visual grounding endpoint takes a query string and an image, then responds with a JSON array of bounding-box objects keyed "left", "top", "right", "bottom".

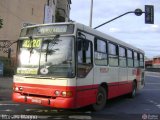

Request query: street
[{"left": 0, "top": 72, "right": 160, "bottom": 120}]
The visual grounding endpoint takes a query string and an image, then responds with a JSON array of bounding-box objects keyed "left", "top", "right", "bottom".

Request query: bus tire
[
  {"left": 128, "top": 81, "right": 137, "bottom": 98},
  {"left": 91, "top": 86, "right": 106, "bottom": 111}
]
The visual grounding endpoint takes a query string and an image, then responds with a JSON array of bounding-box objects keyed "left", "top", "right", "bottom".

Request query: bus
[{"left": 12, "top": 22, "right": 145, "bottom": 111}]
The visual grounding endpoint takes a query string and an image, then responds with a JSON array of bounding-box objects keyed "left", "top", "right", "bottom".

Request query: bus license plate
[{"left": 31, "top": 98, "right": 42, "bottom": 104}]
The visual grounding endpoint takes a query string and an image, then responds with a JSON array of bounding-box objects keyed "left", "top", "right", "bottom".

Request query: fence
[
  {"left": 0, "top": 57, "right": 15, "bottom": 76},
  {"left": 145, "top": 68, "right": 160, "bottom": 72},
  {"left": 0, "top": 62, "right": 3, "bottom": 76}
]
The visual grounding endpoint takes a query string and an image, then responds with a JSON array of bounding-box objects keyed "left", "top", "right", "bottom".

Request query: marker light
[
  {"left": 62, "top": 91, "right": 72, "bottom": 97},
  {"left": 19, "top": 87, "right": 23, "bottom": 91}
]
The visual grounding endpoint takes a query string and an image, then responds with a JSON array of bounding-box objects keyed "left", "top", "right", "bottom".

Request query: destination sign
[
  {"left": 39, "top": 26, "right": 67, "bottom": 35},
  {"left": 20, "top": 24, "right": 74, "bottom": 37}
]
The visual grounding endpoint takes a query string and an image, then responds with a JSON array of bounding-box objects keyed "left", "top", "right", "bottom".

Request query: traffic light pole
[{"left": 94, "top": 10, "right": 145, "bottom": 29}]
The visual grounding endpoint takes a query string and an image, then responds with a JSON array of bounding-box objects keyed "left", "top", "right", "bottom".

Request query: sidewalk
[
  {"left": 0, "top": 77, "right": 13, "bottom": 89},
  {"left": 0, "top": 77, "right": 13, "bottom": 101},
  {"left": 145, "top": 71, "right": 160, "bottom": 77}
]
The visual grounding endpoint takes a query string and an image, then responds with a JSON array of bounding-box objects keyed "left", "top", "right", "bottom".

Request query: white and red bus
[{"left": 13, "top": 22, "right": 145, "bottom": 111}]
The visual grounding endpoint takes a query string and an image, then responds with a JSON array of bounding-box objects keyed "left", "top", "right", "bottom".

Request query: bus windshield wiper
[
  {"left": 29, "top": 36, "right": 33, "bottom": 63},
  {"left": 45, "top": 34, "right": 60, "bottom": 62}
]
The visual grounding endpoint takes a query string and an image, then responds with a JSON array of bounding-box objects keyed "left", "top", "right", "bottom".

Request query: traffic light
[
  {"left": 145, "top": 5, "right": 154, "bottom": 24},
  {"left": 0, "top": 18, "right": 3, "bottom": 28}
]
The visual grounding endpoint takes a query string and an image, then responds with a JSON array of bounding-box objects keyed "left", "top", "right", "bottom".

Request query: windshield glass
[{"left": 17, "top": 36, "right": 75, "bottom": 78}]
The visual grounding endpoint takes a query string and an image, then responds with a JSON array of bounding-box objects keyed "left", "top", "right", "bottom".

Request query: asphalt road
[{"left": 0, "top": 72, "right": 160, "bottom": 120}]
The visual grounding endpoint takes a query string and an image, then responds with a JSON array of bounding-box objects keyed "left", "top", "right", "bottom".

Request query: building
[
  {"left": 0, "top": 0, "right": 71, "bottom": 58},
  {"left": 145, "top": 59, "right": 153, "bottom": 68},
  {"left": 56, "top": 0, "right": 71, "bottom": 22},
  {"left": 152, "top": 56, "right": 160, "bottom": 68},
  {"left": 0, "top": 0, "right": 71, "bottom": 75},
  {"left": 145, "top": 56, "right": 160, "bottom": 68}
]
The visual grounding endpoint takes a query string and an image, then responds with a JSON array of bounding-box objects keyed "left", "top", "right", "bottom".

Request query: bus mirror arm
[
  {"left": 77, "top": 32, "right": 89, "bottom": 51},
  {"left": 77, "top": 39, "right": 89, "bottom": 51},
  {"left": 83, "top": 40, "right": 89, "bottom": 51}
]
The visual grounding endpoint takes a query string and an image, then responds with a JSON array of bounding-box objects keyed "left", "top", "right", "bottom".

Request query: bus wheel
[
  {"left": 129, "top": 81, "right": 137, "bottom": 98},
  {"left": 91, "top": 86, "right": 106, "bottom": 111}
]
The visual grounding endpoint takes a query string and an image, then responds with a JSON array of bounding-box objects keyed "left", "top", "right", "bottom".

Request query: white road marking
[
  {"left": 26, "top": 109, "right": 58, "bottom": 113},
  {"left": 38, "top": 115, "right": 52, "bottom": 119},
  {"left": 69, "top": 115, "right": 92, "bottom": 120},
  {"left": 85, "top": 111, "right": 92, "bottom": 113},
  {"left": 149, "top": 100, "right": 158, "bottom": 105},
  {"left": 156, "top": 104, "right": 160, "bottom": 109},
  {"left": 0, "top": 109, "right": 12, "bottom": 112},
  {"left": 148, "top": 100, "right": 160, "bottom": 109},
  {"left": 0, "top": 103, "right": 19, "bottom": 106}
]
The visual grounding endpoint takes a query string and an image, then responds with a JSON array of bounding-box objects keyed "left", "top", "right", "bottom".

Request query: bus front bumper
[{"left": 12, "top": 92, "right": 75, "bottom": 109}]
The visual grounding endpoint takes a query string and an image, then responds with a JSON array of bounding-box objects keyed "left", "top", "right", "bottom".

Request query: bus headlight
[
  {"left": 15, "top": 87, "right": 19, "bottom": 91},
  {"left": 54, "top": 90, "right": 60, "bottom": 96}
]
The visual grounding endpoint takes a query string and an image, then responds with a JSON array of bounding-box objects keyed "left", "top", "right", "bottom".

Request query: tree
[{"left": 0, "top": 17, "right": 3, "bottom": 29}]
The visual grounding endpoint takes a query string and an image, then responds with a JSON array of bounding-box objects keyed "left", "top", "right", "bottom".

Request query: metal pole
[
  {"left": 89, "top": 0, "right": 93, "bottom": 27},
  {"left": 94, "top": 11, "right": 135, "bottom": 29}
]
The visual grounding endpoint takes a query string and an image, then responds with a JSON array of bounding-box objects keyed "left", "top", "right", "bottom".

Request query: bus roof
[{"left": 21, "top": 21, "right": 144, "bottom": 54}]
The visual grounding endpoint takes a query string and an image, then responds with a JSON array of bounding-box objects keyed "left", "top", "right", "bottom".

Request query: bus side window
[
  {"left": 77, "top": 39, "right": 93, "bottom": 78},
  {"left": 139, "top": 53, "right": 144, "bottom": 68},
  {"left": 119, "top": 46, "right": 127, "bottom": 67},
  {"left": 108, "top": 43, "right": 118, "bottom": 66},
  {"left": 94, "top": 38, "right": 108, "bottom": 65},
  {"left": 134, "top": 52, "right": 139, "bottom": 67},
  {"left": 127, "top": 49, "right": 134, "bottom": 67}
]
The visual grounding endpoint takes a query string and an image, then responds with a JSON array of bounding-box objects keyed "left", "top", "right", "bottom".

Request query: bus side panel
[
  {"left": 118, "top": 68, "right": 131, "bottom": 95},
  {"left": 107, "top": 82, "right": 119, "bottom": 99},
  {"left": 94, "top": 66, "right": 119, "bottom": 99},
  {"left": 136, "top": 68, "right": 145, "bottom": 90},
  {"left": 127, "top": 68, "right": 136, "bottom": 91},
  {"left": 107, "top": 67, "right": 119, "bottom": 99},
  {"left": 75, "top": 85, "right": 98, "bottom": 108}
]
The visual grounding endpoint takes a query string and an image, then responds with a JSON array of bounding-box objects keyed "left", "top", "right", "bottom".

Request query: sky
[{"left": 70, "top": 0, "right": 160, "bottom": 58}]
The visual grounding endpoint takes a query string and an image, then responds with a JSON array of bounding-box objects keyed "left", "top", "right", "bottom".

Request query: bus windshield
[{"left": 17, "top": 36, "right": 75, "bottom": 78}]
